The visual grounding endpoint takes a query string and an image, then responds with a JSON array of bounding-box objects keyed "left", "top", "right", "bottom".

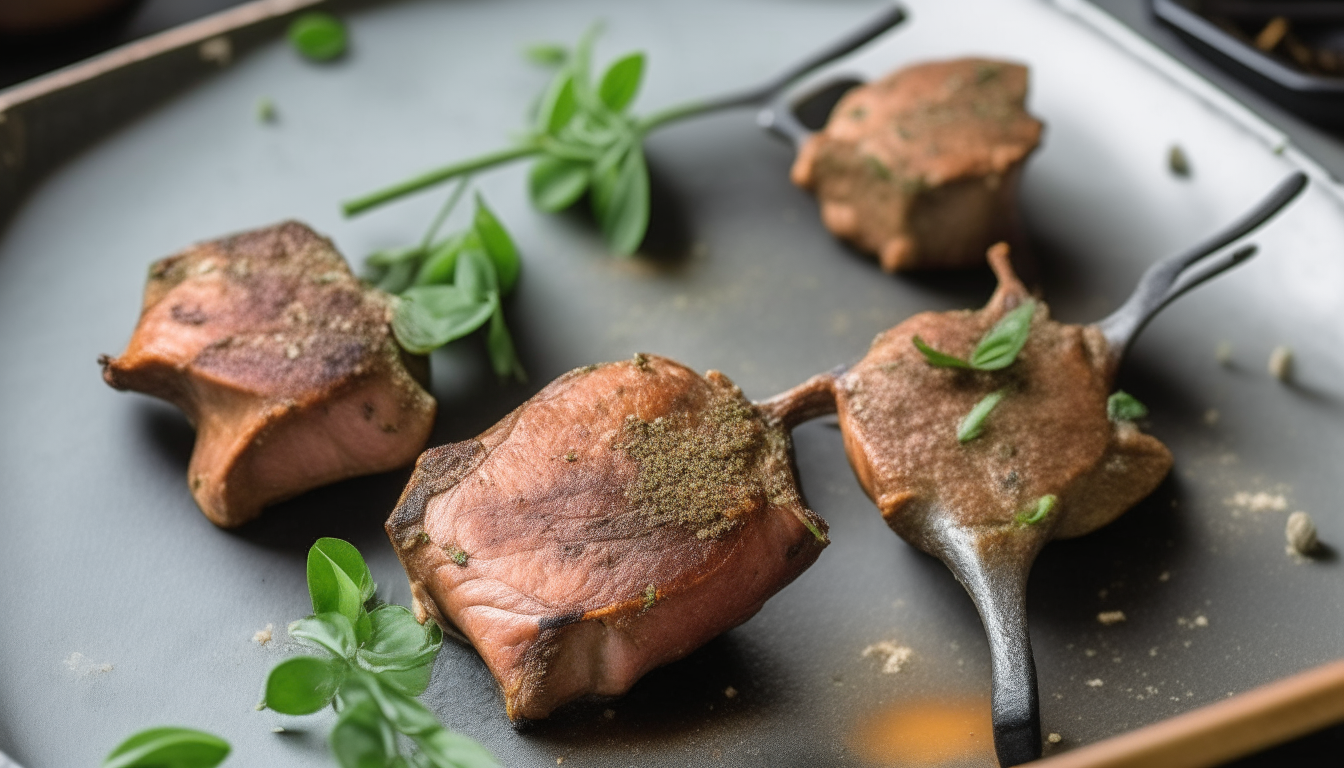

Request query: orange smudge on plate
[{"left": 850, "top": 696, "right": 996, "bottom": 766}]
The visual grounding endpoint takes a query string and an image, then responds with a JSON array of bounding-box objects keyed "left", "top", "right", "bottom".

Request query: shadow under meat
[{"left": 518, "top": 633, "right": 777, "bottom": 746}]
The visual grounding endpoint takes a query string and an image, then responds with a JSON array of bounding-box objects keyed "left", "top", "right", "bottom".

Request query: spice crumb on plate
[
  {"left": 1085, "top": 679, "right": 1104, "bottom": 688},
  {"left": 253, "top": 623, "right": 274, "bottom": 645},
  {"left": 862, "top": 641, "right": 914, "bottom": 674},
  {"left": 1286, "top": 511, "right": 1319, "bottom": 556},
  {"left": 1203, "top": 408, "right": 1219, "bottom": 426},
  {"left": 1047, "top": 732, "right": 1062, "bottom": 744},
  {"left": 724, "top": 686, "right": 738, "bottom": 699},
  {"left": 1097, "top": 610, "right": 1126, "bottom": 626},
  {"left": 1268, "top": 345, "right": 1293, "bottom": 381}
]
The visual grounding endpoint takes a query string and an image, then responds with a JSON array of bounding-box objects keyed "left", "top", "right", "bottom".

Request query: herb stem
[
  {"left": 343, "top": 144, "right": 541, "bottom": 216},
  {"left": 419, "top": 176, "right": 471, "bottom": 251},
  {"left": 636, "top": 97, "right": 743, "bottom": 133}
]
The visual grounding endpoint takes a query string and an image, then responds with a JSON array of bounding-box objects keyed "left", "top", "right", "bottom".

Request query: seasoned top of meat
[
  {"left": 101, "top": 221, "right": 435, "bottom": 527},
  {"left": 387, "top": 355, "right": 826, "bottom": 720},
  {"left": 791, "top": 58, "right": 1043, "bottom": 271},
  {"left": 832, "top": 245, "right": 1171, "bottom": 547}
]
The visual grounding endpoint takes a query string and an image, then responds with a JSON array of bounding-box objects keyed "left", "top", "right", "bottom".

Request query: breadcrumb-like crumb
[
  {"left": 1268, "top": 345, "right": 1293, "bottom": 381},
  {"left": 1097, "top": 611, "right": 1127, "bottom": 626},
  {"left": 862, "top": 641, "right": 914, "bottom": 674},
  {"left": 253, "top": 623, "right": 274, "bottom": 645}
]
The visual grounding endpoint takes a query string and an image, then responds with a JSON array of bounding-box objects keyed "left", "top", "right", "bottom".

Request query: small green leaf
[
  {"left": 373, "top": 256, "right": 424, "bottom": 295},
  {"left": 1015, "top": 494, "right": 1058, "bottom": 527},
  {"left": 104, "top": 727, "right": 230, "bottom": 768},
  {"left": 957, "top": 389, "right": 1007, "bottom": 443},
  {"left": 593, "top": 147, "right": 650, "bottom": 255},
  {"left": 1107, "top": 391, "right": 1149, "bottom": 422},
  {"left": 307, "top": 538, "right": 374, "bottom": 623},
  {"left": 263, "top": 656, "right": 340, "bottom": 715},
  {"left": 290, "top": 612, "right": 357, "bottom": 659},
  {"left": 414, "top": 729, "right": 501, "bottom": 768},
  {"left": 288, "top": 12, "right": 347, "bottom": 62},
  {"left": 486, "top": 304, "right": 527, "bottom": 383},
  {"left": 454, "top": 249, "right": 498, "bottom": 304},
  {"left": 569, "top": 23, "right": 602, "bottom": 103},
  {"left": 523, "top": 43, "right": 568, "bottom": 67},
  {"left": 969, "top": 299, "right": 1037, "bottom": 371},
  {"left": 413, "top": 232, "right": 472, "bottom": 288},
  {"left": 355, "top": 605, "right": 442, "bottom": 695},
  {"left": 330, "top": 700, "right": 396, "bottom": 768},
  {"left": 597, "top": 52, "right": 645, "bottom": 112},
  {"left": 529, "top": 156, "right": 590, "bottom": 213},
  {"left": 912, "top": 336, "right": 972, "bottom": 369},
  {"left": 536, "top": 73, "right": 577, "bottom": 135},
  {"left": 352, "top": 674, "right": 441, "bottom": 737},
  {"left": 391, "top": 286, "right": 495, "bottom": 354},
  {"left": 472, "top": 195, "right": 521, "bottom": 296}
]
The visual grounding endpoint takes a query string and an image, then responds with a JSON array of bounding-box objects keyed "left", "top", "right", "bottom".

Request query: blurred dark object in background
[
  {"left": 0, "top": 0, "right": 248, "bottom": 89},
  {"left": 1155, "top": 0, "right": 1344, "bottom": 130}
]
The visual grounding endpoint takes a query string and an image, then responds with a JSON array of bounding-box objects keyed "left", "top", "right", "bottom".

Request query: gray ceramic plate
[{"left": 1, "top": 0, "right": 1341, "bottom": 766}]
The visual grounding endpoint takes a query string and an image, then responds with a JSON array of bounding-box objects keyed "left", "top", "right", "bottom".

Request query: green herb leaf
[
  {"left": 1107, "top": 390, "right": 1149, "bottom": 422},
  {"left": 536, "top": 72, "right": 577, "bottom": 135},
  {"left": 528, "top": 156, "right": 590, "bottom": 212},
  {"left": 263, "top": 656, "right": 341, "bottom": 715},
  {"left": 414, "top": 728, "right": 502, "bottom": 768},
  {"left": 413, "top": 232, "right": 472, "bottom": 288},
  {"left": 473, "top": 195, "right": 521, "bottom": 296},
  {"left": 523, "top": 43, "right": 568, "bottom": 67},
  {"left": 957, "top": 389, "right": 1007, "bottom": 443},
  {"left": 307, "top": 538, "right": 374, "bottom": 622},
  {"left": 1015, "top": 494, "right": 1058, "bottom": 527},
  {"left": 568, "top": 24, "right": 602, "bottom": 104},
  {"left": 104, "top": 727, "right": 230, "bottom": 768},
  {"left": 486, "top": 303, "right": 527, "bottom": 383},
  {"left": 912, "top": 336, "right": 972, "bottom": 369},
  {"left": 330, "top": 700, "right": 396, "bottom": 768},
  {"left": 969, "top": 299, "right": 1037, "bottom": 371},
  {"left": 391, "top": 286, "right": 496, "bottom": 354},
  {"left": 598, "top": 52, "right": 645, "bottom": 112},
  {"left": 290, "top": 612, "right": 358, "bottom": 659},
  {"left": 454, "top": 248, "right": 498, "bottom": 304},
  {"left": 371, "top": 251, "right": 425, "bottom": 295},
  {"left": 288, "top": 12, "right": 347, "bottom": 62},
  {"left": 593, "top": 147, "right": 650, "bottom": 256},
  {"left": 352, "top": 674, "right": 442, "bottom": 736},
  {"left": 356, "top": 605, "right": 441, "bottom": 696}
]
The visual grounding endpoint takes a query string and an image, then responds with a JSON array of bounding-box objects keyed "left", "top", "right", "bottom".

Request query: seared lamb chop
[
  {"left": 100, "top": 221, "right": 436, "bottom": 528},
  {"left": 386, "top": 354, "right": 827, "bottom": 720},
  {"left": 763, "top": 172, "right": 1304, "bottom": 765},
  {"left": 790, "top": 58, "right": 1043, "bottom": 272}
]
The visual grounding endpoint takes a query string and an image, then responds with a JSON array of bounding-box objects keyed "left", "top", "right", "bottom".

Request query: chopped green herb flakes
[
  {"left": 913, "top": 300, "right": 1037, "bottom": 372},
  {"left": 1015, "top": 494, "right": 1057, "bottom": 526},
  {"left": 1106, "top": 391, "right": 1148, "bottom": 422},
  {"left": 957, "top": 389, "right": 1007, "bottom": 443}
]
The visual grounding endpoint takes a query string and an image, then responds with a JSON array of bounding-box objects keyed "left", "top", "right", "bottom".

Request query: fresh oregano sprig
[
  {"left": 366, "top": 181, "right": 526, "bottom": 382},
  {"left": 260, "top": 538, "right": 498, "bottom": 768},
  {"left": 343, "top": 25, "right": 728, "bottom": 256},
  {"left": 104, "top": 727, "right": 230, "bottom": 768},
  {"left": 913, "top": 299, "right": 1038, "bottom": 371}
]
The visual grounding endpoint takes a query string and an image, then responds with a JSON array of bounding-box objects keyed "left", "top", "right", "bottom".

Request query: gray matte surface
[{"left": 1, "top": 1, "right": 1341, "bottom": 766}]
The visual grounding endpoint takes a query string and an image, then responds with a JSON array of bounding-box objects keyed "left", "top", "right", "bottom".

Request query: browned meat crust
[
  {"left": 100, "top": 221, "right": 436, "bottom": 528},
  {"left": 791, "top": 58, "right": 1043, "bottom": 272},
  {"left": 386, "top": 355, "right": 827, "bottom": 720},
  {"left": 766, "top": 244, "right": 1172, "bottom": 549}
]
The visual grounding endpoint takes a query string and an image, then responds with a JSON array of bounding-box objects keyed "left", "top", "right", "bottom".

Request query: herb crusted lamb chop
[
  {"left": 790, "top": 58, "right": 1043, "bottom": 272},
  {"left": 100, "top": 221, "right": 436, "bottom": 528},
  {"left": 386, "top": 354, "right": 827, "bottom": 720}
]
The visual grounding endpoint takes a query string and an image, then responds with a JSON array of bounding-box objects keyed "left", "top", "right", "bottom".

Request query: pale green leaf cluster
[
  {"left": 365, "top": 185, "right": 526, "bottom": 382},
  {"left": 260, "top": 538, "right": 499, "bottom": 768}
]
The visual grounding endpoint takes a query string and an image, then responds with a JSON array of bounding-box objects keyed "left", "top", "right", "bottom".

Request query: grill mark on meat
[{"left": 389, "top": 440, "right": 488, "bottom": 545}]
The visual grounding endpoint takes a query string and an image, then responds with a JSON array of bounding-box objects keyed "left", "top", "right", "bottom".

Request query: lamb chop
[
  {"left": 785, "top": 58, "right": 1043, "bottom": 272},
  {"left": 385, "top": 354, "right": 827, "bottom": 720},
  {"left": 100, "top": 221, "right": 436, "bottom": 528},
  {"left": 762, "top": 173, "right": 1306, "bottom": 765}
]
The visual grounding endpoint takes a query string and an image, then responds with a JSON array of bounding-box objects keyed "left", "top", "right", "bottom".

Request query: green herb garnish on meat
[
  {"left": 1107, "top": 390, "right": 1148, "bottom": 422},
  {"left": 1015, "top": 494, "right": 1057, "bottom": 526},
  {"left": 957, "top": 388, "right": 1007, "bottom": 443},
  {"left": 913, "top": 299, "right": 1037, "bottom": 371},
  {"left": 260, "top": 538, "right": 499, "bottom": 768}
]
